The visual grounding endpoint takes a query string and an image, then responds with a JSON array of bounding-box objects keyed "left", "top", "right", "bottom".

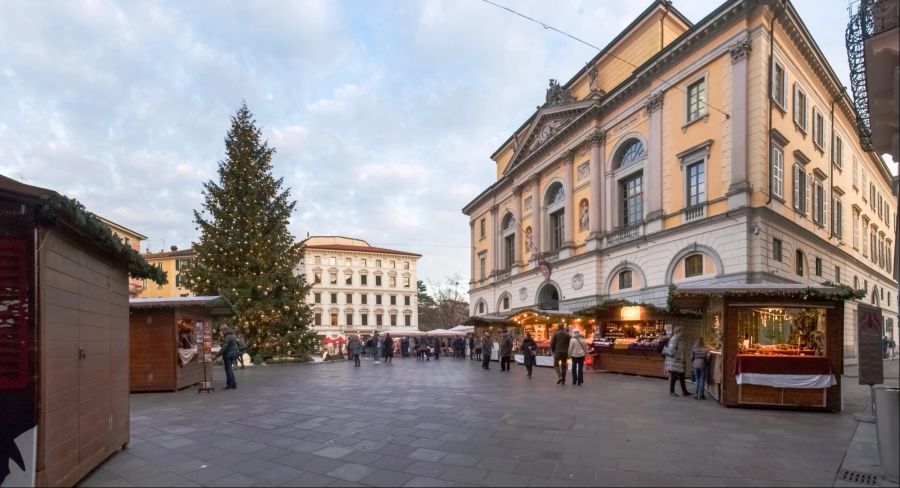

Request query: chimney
[{"left": 170, "top": 245, "right": 178, "bottom": 252}]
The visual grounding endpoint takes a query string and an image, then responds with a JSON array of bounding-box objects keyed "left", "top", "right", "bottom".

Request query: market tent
[
  {"left": 425, "top": 328, "right": 460, "bottom": 336},
  {"left": 380, "top": 327, "right": 426, "bottom": 336},
  {"left": 449, "top": 325, "right": 474, "bottom": 333}
]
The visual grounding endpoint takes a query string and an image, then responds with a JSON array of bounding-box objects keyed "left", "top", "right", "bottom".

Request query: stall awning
[
  {"left": 668, "top": 283, "right": 863, "bottom": 309},
  {"left": 129, "top": 296, "right": 235, "bottom": 316}
]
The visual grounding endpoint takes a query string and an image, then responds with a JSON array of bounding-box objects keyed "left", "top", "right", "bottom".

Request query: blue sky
[{"left": 0, "top": 0, "right": 888, "bottom": 296}]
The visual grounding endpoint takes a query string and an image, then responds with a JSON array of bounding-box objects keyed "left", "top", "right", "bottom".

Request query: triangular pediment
[{"left": 503, "top": 99, "right": 594, "bottom": 175}]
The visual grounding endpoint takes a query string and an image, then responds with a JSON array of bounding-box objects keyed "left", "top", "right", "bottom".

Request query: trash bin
[{"left": 874, "top": 386, "right": 899, "bottom": 483}]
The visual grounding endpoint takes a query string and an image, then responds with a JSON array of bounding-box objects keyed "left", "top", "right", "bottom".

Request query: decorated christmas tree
[{"left": 183, "top": 102, "right": 316, "bottom": 358}]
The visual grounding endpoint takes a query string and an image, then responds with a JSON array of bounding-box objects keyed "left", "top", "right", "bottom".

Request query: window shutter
[
  {"left": 0, "top": 238, "right": 30, "bottom": 390},
  {"left": 792, "top": 85, "right": 798, "bottom": 124},
  {"left": 793, "top": 166, "right": 800, "bottom": 209}
]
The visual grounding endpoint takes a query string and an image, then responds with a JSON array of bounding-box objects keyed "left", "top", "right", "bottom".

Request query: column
[
  {"left": 588, "top": 128, "right": 606, "bottom": 250},
  {"left": 562, "top": 149, "right": 576, "bottom": 250},
  {"left": 728, "top": 38, "right": 752, "bottom": 209},
  {"left": 489, "top": 204, "right": 499, "bottom": 276},
  {"left": 513, "top": 186, "right": 523, "bottom": 269},
  {"left": 531, "top": 173, "right": 542, "bottom": 260},
  {"left": 645, "top": 91, "right": 664, "bottom": 224},
  {"left": 469, "top": 220, "right": 475, "bottom": 284}
]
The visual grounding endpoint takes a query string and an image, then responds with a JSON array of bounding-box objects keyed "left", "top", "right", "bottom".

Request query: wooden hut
[
  {"left": 129, "top": 296, "right": 233, "bottom": 392},
  {"left": 0, "top": 175, "right": 164, "bottom": 487}
]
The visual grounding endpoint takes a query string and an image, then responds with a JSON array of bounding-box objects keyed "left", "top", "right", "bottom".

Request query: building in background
[
  {"left": 462, "top": 0, "right": 897, "bottom": 360},
  {"left": 98, "top": 216, "right": 148, "bottom": 297},
  {"left": 137, "top": 246, "right": 195, "bottom": 298},
  {"left": 297, "top": 236, "right": 422, "bottom": 339}
]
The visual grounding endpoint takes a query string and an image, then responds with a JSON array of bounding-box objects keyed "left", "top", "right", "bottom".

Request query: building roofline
[{"left": 97, "top": 216, "right": 149, "bottom": 240}]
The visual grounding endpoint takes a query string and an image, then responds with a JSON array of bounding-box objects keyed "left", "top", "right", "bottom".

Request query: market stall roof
[
  {"left": 464, "top": 314, "right": 515, "bottom": 326},
  {"left": 669, "top": 283, "right": 865, "bottom": 309},
  {"left": 576, "top": 299, "right": 668, "bottom": 317},
  {"left": 379, "top": 327, "right": 426, "bottom": 336},
  {"left": 129, "top": 296, "right": 235, "bottom": 316},
  {"left": 449, "top": 325, "right": 474, "bottom": 333},
  {"left": 425, "top": 328, "right": 462, "bottom": 336}
]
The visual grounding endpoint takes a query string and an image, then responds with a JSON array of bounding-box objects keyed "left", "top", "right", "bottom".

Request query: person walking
[
  {"left": 481, "top": 332, "right": 493, "bottom": 370},
  {"left": 383, "top": 333, "right": 394, "bottom": 363},
  {"left": 214, "top": 326, "right": 239, "bottom": 390},
  {"left": 499, "top": 330, "right": 513, "bottom": 372},
  {"left": 568, "top": 329, "right": 588, "bottom": 386},
  {"left": 691, "top": 337, "right": 711, "bottom": 399},
  {"left": 348, "top": 335, "right": 363, "bottom": 367},
  {"left": 522, "top": 333, "right": 537, "bottom": 378},
  {"left": 401, "top": 337, "right": 409, "bottom": 358},
  {"left": 550, "top": 325, "right": 571, "bottom": 385},
  {"left": 374, "top": 333, "right": 382, "bottom": 364},
  {"left": 663, "top": 327, "right": 691, "bottom": 397},
  {"left": 468, "top": 334, "right": 476, "bottom": 360},
  {"left": 433, "top": 337, "right": 441, "bottom": 360}
]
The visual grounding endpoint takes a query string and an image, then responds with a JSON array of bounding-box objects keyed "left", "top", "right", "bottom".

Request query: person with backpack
[
  {"left": 691, "top": 337, "right": 711, "bottom": 399},
  {"left": 214, "top": 326, "right": 239, "bottom": 390},
  {"left": 568, "top": 329, "right": 588, "bottom": 386},
  {"left": 233, "top": 334, "right": 248, "bottom": 369}
]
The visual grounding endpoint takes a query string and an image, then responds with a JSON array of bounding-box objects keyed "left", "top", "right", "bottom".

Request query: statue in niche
[
  {"left": 524, "top": 226, "right": 534, "bottom": 253},
  {"left": 579, "top": 199, "right": 589, "bottom": 232}
]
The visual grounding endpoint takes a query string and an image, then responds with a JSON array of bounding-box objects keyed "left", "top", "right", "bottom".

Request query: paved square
[{"left": 79, "top": 357, "right": 884, "bottom": 487}]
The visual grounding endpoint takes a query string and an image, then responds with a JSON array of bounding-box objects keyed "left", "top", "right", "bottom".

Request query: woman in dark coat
[
  {"left": 383, "top": 334, "right": 394, "bottom": 363},
  {"left": 521, "top": 333, "right": 538, "bottom": 378}
]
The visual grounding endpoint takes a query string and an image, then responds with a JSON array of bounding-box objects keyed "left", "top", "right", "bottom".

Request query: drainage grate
[{"left": 840, "top": 469, "right": 880, "bottom": 485}]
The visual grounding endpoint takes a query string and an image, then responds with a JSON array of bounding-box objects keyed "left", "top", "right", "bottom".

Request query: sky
[{"left": 0, "top": 0, "right": 892, "bottom": 298}]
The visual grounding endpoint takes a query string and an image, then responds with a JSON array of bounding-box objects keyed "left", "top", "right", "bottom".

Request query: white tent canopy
[
  {"left": 425, "top": 328, "right": 464, "bottom": 336},
  {"left": 448, "top": 325, "right": 474, "bottom": 333},
  {"left": 378, "top": 328, "right": 426, "bottom": 336}
]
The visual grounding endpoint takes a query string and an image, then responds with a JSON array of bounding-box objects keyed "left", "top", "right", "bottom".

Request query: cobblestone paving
[{"left": 79, "top": 357, "right": 866, "bottom": 487}]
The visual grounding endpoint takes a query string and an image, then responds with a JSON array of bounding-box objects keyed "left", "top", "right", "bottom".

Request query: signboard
[
  {"left": 194, "top": 321, "right": 214, "bottom": 391},
  {"left": 857, "top": 304, "right": 884, "bottom": 386}
]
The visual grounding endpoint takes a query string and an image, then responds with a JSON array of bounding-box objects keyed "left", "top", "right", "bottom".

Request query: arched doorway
[{"left": 537, "top": 283, "right": 560, "bottom": 310}]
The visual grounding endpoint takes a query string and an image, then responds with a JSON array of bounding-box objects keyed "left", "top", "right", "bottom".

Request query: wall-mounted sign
[{"left": 621, "top": 306, "right": 642, "bottom": 321}]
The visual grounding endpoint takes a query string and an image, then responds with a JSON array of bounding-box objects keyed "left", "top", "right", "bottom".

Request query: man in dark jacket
[
  {"left": 499, "top": 330, "right": 513, "bottom": 372},
  {"left": 549, "top": 326, "right": 571, "bottom": 385},
  {"left": 215, "top": 327, "right": 238, "bottom": 389},
  {"left": 481, "top": 332, "right": 493, "bottom": 370}
]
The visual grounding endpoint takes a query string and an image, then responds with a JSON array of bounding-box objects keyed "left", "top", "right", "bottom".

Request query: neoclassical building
[
  {"left": 298, "top": 236, "right": 422, "bottom": 339},
  {"left": 462, "top": 0, "right": 897, "bottom": 360}
]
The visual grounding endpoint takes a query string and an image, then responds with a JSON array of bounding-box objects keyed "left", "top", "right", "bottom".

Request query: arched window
[
  {"left": 545, "top": 182, "right": 565, "bottom": 251},
  {"left": 477, "top": 301, "right": 486, "bottom": 314},
  {"left": 502, "top": 295, "right": 510, "bottom": 310},
  {"left": 684, "top": 254, "right": 703, "bottom": 277},
  {"left": 545, "top": 182, "right": 565, "bottom": 206},
  {"left": 614, "top": 139, "right": 645, "bottom": 169},
  {"left": 537, "top": 284, "right": 560, "bottom": 310},
  {"left": 501, "top": 213, "right": 514, "bottom": 230}
]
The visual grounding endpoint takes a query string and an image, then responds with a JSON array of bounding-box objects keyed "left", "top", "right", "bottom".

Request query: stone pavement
[{"left": 80, "top": 357, "right": 874, "bottom": 487}]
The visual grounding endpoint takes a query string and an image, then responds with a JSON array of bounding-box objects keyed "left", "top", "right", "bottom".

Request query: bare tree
[{"left": 419, "top": 274, "right": 469, "bottom": 329}]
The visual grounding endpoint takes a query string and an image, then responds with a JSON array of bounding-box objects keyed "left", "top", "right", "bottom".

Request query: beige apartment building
[
  {"left": 98, "top": 216, "right": 148, "bottom": 297},
  {"left": 137, "top": 246, "right": 195, "bottom": 298}
]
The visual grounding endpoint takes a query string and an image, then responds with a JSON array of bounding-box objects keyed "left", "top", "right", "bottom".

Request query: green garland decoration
[{"left": 37, "top": 195, "right": 167, "bottom": 284}]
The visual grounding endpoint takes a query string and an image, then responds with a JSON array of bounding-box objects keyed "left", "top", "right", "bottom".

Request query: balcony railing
[
  {"left": 494, "top": 269, "right": 511, "bottom": 282},
  {"left": 683, "top": 204, "right": 706, "bottom": 223},
  {"left": 604, "top": 224, "right": 643, "bottom": 246}
]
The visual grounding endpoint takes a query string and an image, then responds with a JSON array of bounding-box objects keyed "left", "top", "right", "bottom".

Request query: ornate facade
[
  {"left": 462, "top": 0, "right": 898, "bottom": 360},
  {"left": 298, "top": 236, "right": 421, "bottom": 339}
]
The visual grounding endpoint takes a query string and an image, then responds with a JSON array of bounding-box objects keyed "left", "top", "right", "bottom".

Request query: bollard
[{"left": 874, "top": 386, "right": 899, "bottom": 483}]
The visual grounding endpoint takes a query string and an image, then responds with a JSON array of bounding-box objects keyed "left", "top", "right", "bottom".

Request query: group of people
[
  {"left": 661, "top": 327, "right": 711, "bottom": 399},
  {"left": 345, "top": 333, "right": 477, "bottom": 365},
  {"left": 478, "top": 326, "right": 589, "bottom": 385},
  {"left": 883, "top": 335, "right": 897, "bottom": 359}
]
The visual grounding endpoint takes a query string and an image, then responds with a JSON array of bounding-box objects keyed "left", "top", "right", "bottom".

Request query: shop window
[
  {"left": 314, "top": 313, "right": 321, "bottom": 326},
  {"left": 614, "top": 139, "right": 645, "bottom": 168},
  {"left": 622, "top": 173, "right": 643, "bottom": 226},
  {"left": 773, "top": 238, "right": 782, "bottom": 262},
  {"left": 737, "top": 307, "right": 827, "bottom": 355},
  {"left": 686, "top": 77, "right": 707, "bottom": 122},
  {"left": 771, "top": 145, "right": 784, "bottom": 199},
  {"left": 618, "top": 270, "right": 633, "bottom": 290},
  {"left": 684, "top": 254, "right": 703, "bottom": 278},
  {"left": 795, "top": 250, "right": 804, "bottom": 276},
  {"left": 814, "top": 257, "right": 822, "bottom": 277},
  {"left": 314, "top": 292, "right": 321, "bottom": 304}
]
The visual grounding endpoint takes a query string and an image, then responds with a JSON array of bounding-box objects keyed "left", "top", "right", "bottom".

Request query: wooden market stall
[
  {"left": 0, "top": 175, "right": 165, "bottom": 487},
  {"left": 669, "top": 284, "right": 856, "bottom": 413},
  {"left": 129, "top": 296, "right": 233, "bottom": 392}
]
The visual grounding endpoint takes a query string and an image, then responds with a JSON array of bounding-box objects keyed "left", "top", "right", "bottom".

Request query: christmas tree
[{"left": 183, "top": 102, "right": 316, "bottom": 358}]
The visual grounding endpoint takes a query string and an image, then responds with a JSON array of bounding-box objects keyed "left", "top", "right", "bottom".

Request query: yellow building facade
[
  {"left": 462, "top": 0, "right": 898, "bottom": 360},
  {"left": 136, "top": 246, "right": 195, "bottom": 298},
  {"left": 98, "top": 216, "right": 148, "bottom": 297}
]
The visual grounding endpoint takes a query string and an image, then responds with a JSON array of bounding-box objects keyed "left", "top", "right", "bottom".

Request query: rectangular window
[
  {"left": 346, "top": 314, "right": 353, "bottom": 326},
  {"left": 314, "top": 292, "right": 321, "bottom": 304},
  {"left": 404, "top": 314, "right": 411, "bottom": 327},
  {"left": 871, "top": 229, "right": 877, "bottom": 262},
  {"left": 345, "top": 274, "right": 352, "bottom": 286},
  {"left": 376, "top": 294, "right": 382, "bottom": 305},
  {"left": 389, "top": 276, "right": 397, "bottom": 287},
  {"left": 504, "top": 234, "right": 515, "bottom": 269},
  {"left": 361, "top": 294, "right": 368, "bottom": 305},
  {"left": 314, "top": 255, "right": 321, "bottom": 265},
  {"left": 686, "top": 78, "right": 707, "bottom": 122},
  {"left": 345, "top": 257, "right": 352, "bottom": 266},
  {"left": 361, "top": 314, "right": 368, "bottom": 326},
  {"left": 813, "top": 108, "right": 826, "bottom": 149},
  {"left": 773, "top": 238, "right": 782, "bottom": 262},
  {"left": 878, "top": 194, "right": 883, "bottom": 219},
  {"left": 175, "top": 274, "right": 183, "bottom": 288},
  {"left": 686, "top": 161, "right": 705, "bottom": 206},
  {"left": 480, "top": 218, "right": 486, "bottom": 238},
  {"left": 403, "top": 277, "right": 410, "bottom": 288},
  {"left": 479, "top": 255, "right": 486, "bottom": 280},
  {"left": 314, "top": 271, "right": 322, "bottom": 284},
  {"left": 329, "top": 272, "right": 337, "bottom": 285},
  {"left": 331, "top": 293, "right": 338, "bottom": 304},
  {"left": 887, "top": 243, "right": 893, "bottom": 274},
  {"left": 361, "top": 258, "right": 367, "bottom": 267},
  {"left": 618, "top": 270, "right": 633, "bottom": 289},
  {"left": 863, "top": 220, "right": 869, "bottom": 257},
  {"left": 771, "top": 145, "right": 784, "bottom": 199},
  {"left": 346, "top": 293, "right": 353, "bottom": 304},
  {"left": 404, "top": 261, "right": 410, "bottom": 270},
  {"left": 832, "top": 197, "right": 843, "bottom": 237},
  {"left": 391, "top": 314, "right": 397, "bottom": 327},
  {"left": 862, "top": 172, "right": 869, "bottom": 200},
  {"left": 870, "top": 183, "right": 876, "bottom": 209},
  {"left": 813, "top": 179, "right": 825, "bottom": 227},
  {"left": 852, "top": 157, "right": 858, "bottom": 188},
  {"left": 330, "top": 313, "right": 338, "bottom": 325},
  {"left": 793, "top": 85, "right": 808, "bottom": 132},
  {"left": 796, "top": 250, "right": 804, "bottom": 276},
  {"left": 550, "top": 210, "right": 564, "bottom": 251},
  {"left": 685, "top": 254, "right": 703, "bottom": 277},
  {"left": 175, "top": 258, "right": 192, "bottom": 271},
  {"left": 622, "top": 173, "right": 643, "bottom": 226},
  {"left": 835, "top": 266, "right": 841, "bottom": 283},
  {"left": 792, "top": 165, "right": 807, "bottom": 214},
  {"left": 361, "top": 274, "right": 368, "bottom": 286},
  {"left": 390, "top": 295, "right": 397, "bottom": 306},
  {"left": 330, "top": 257, "right": 337, "bottom": 266},
  {"left": 404, "top": 295, "right": 411, "bottom": 306},
  {"left": 853, "top": 210, "right": 860, "bottom": 249},
  {"left": 815, "top": 257, "right": 822, "bottom": 277},
  {"left": 772, "top": 60, "right": 786, "bottom": 108},
  {"left": 314, "top": 313, "right": 322, "bottom": 326},
  {"left": 376, "top": 259, "right": 382, "bottom": 268},
  {"left": 375, "top": 275, "right": 382, "bottom": 286},
  {"left": 390, "top": 260, "right": 396, "bottom": 269},
  {"left": 376, "top": 314, "right": 383, "bottom": 326},
  {"left": 833, "top": 135, "right": 843, "bottom": 168}
]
